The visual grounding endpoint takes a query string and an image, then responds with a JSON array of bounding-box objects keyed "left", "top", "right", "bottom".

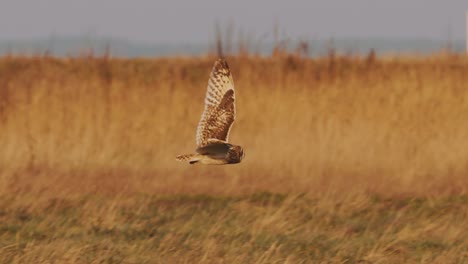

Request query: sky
[{"left": 0, "top": 0, "right": 467, "bottom": 44}]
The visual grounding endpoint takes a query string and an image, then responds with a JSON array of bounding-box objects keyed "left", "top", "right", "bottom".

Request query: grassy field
[{"left": 0, "top": 54, "right": 467, "bottom": 263}]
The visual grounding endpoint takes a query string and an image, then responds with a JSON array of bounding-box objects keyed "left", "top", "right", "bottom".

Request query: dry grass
[{"left": 0, "top": 54, "right": 467, "bottom": 263}]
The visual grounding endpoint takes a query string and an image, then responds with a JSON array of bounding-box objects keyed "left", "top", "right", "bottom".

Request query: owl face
[
  {"left": 227, "top": 145, "right": 244, "bottom": 164},
  {"left": 239, "top": 147, "right": 245, "bottom": 161}
]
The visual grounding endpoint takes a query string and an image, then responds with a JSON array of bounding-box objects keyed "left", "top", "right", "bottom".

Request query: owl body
[
  {"left": 176, "top": 59, "right": 244, "bottom": 165},
  {"left": 177, "top": 142, "right": 244, "bottom": 165},
  {"left": 196, "top": 142, "right": 244, "bottom": 164}
]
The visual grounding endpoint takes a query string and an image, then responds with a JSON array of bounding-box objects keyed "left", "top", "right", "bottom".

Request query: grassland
[{"left": 0, "top": 54, "right": 467, "bottom": 263}]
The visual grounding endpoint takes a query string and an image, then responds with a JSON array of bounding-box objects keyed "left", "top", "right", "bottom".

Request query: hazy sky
[{"left": 0, "top": 0, "right": 466, "bottom": 43}]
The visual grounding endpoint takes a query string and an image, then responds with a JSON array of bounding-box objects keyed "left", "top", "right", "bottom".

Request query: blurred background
[
  {"left": 0, "top": 0, "right": 467, "bottom": 200},
  {"left": 0, "top": 0, "right": 467, "bottom": 57},
  {"left": 0, "top": 1, "right": 468, "bottom": 262}
]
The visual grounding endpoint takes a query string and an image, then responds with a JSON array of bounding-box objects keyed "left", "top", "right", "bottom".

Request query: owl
[{"left": 176, "top": 58, "right": 244, "bottom": 165}]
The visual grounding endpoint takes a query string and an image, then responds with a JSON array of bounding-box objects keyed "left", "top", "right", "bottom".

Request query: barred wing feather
[{"left": 196, "top": 59, "right": 236, "bottom": 147}]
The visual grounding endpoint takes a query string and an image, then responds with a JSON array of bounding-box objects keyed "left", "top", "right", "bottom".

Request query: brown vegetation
[
  {"left": 1, "top": 54, "right": 467, "bottom": 196},
  {"left": 0, "top": 54, "right": 467, "bottom": 263}
]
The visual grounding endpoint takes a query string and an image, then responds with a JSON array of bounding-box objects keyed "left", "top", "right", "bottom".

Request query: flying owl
[{"left": 176, "top": 58, "right": 245, "bottom": 165}]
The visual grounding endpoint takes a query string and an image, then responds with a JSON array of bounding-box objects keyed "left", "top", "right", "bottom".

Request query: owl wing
[{"left": 196, "top": 59, "right": 236, "bottom": 147}]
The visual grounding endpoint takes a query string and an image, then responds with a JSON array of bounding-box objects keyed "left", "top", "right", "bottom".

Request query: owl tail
[{"left": 176, "top": 154, "right": 202, "bottom": 164}]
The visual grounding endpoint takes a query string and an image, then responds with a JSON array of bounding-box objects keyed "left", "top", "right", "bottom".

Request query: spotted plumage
[{"left": 176, "top": 59, "right": 245, "bottom": 165}]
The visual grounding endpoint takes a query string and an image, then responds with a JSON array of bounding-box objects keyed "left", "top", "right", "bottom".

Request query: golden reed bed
[
  {"left": 0, "top": 55, "right": 467, "bottom": 197},
  {"left": 0, "top": 55, "right": 467, "bottom": 263}
]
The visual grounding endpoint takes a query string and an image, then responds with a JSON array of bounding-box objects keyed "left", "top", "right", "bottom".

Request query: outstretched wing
[{"left": 196, "top": 59, "right": 236, "bottom": 147}]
